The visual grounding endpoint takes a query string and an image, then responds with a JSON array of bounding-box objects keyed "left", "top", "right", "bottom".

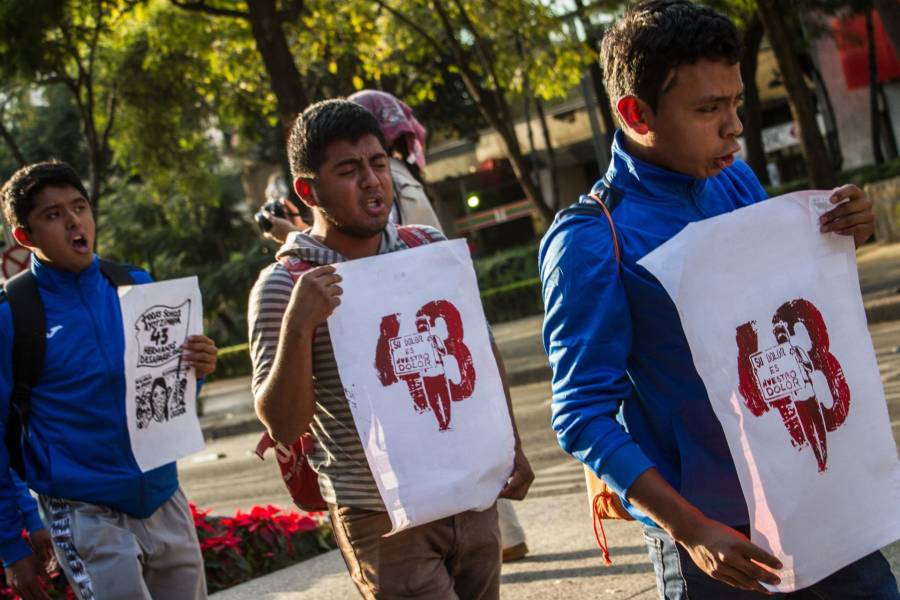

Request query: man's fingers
[
  {"left": 737, "top": 557, "right": 780, "bottom": 586},
  {"left": 715, "top": 563, "right": 770, "bottom": 593},
  {"left": 308, "top": 265, "right": 337, "bottom": 277},
  {"left": 499, "top": 480, "right": 526, "bottom": 500},
  {"left": 741, "top": 541, "right": 782, "bottom": 571},
  {"left": 499, "top": 465, "right": 534, "bottom": 500},
  {"left": 316, "top": 273, "right": 342, "bottom": 286},
  {"left": 821, "top": 201, "right": 869, "bottom": 226},
  {"left": 829, "top": 184, "right": 863, "bottom": 202},
  {"left": 834, "top": 223, "right": 874, "bottom": 237}
]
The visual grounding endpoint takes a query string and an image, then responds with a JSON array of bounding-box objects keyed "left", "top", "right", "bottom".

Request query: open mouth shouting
[
  {"left": 72, "top": 233, "right": 91, "bottom": 254},
  {"left": 364, "top": 195, "right": 387, "bottom": 217}
]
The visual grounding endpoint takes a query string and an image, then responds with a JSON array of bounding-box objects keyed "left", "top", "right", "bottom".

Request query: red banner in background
[{"left": 833, "top": 11, "right": 900, "bottom": 90}]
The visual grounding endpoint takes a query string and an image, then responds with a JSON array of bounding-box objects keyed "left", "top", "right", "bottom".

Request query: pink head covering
[{"left": 348, "top": 90, "right": 428, "bottom": 170}]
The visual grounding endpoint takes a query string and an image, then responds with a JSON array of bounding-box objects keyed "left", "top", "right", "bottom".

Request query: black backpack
[{"left": 3, "top": 260, "right": 135, "bottom": 478}]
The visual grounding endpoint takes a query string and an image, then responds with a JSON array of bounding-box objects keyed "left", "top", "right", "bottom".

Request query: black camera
[{"left": 255, "top": 200, "right": 287, "bottom": 232}]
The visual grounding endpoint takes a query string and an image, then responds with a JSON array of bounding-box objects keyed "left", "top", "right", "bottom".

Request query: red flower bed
[
  {"left": 1, "top": 504, "right": 335, "bottom": 597},
  {"left": 194, "top": 503, "right": 334, "bottom": 593}
]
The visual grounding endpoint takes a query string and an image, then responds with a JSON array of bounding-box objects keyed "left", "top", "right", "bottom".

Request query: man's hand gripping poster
[
  {"left": 119, "top": 276, "right": 205, "bottom": 472},
  {"left": 328, "top": 240, "right": 515, "bottom": 534},
  {"left": 639, "top": 191, "right": 900, "bottom": 592}
]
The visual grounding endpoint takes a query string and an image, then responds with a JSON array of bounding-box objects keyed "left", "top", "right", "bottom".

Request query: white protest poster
[
  {"left": 119, "top": 276, "right": 205, "bottom": 472},
  {"left": 638, "top": 191, "right": 900, "bottom": 591},
  {"left": 328, "top": 239, "right": 516, "bottom": 534}
]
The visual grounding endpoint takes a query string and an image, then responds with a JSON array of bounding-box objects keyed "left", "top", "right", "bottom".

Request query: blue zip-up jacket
[
  {"left": 12, "top": 470, "right": 44, "bottom": 535},
  {"left": 0, "top": 255, "right": 178, "bottom": 566},
  {"left": 539, "top": 130, "right": 768, "bottom": 526}
]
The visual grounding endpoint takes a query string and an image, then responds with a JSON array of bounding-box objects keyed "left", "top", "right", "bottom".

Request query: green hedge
[
  {"left": 765, "top": 157, "right": 900, "bottom": 197},
  {"left": 473, "top": 241, "right": 540, "bottom": 290},
  {"left": 480, "top": 277, "right": 543, "bottom": 324},
  {"left": 207, "top": 342, "right": 250, "bottom": 382}
]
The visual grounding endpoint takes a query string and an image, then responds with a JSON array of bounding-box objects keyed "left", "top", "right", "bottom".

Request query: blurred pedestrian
[{"left": 348, "top": 90, "right": 442, "bottom": 230}]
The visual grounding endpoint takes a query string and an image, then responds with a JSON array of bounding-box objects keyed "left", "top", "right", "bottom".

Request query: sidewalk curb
[
  {"left": 865, "top": 295, "right": 900, "bottom": 325},
  {"left": 201, "top": 415, "right": 262, "bottom": 441}
]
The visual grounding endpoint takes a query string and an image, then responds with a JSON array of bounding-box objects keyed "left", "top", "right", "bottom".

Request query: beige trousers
[{"left": 329, "top": 502, "right": 501, "bottom": 600}]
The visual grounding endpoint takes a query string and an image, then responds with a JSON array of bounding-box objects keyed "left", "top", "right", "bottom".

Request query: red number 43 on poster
[{"left": 374, "top": 300, "right": 477, "bottom": 432}]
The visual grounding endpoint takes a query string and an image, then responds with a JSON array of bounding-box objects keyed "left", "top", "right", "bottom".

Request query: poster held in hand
[
  {"left": 328, "top": 239, "right": 515, "bottom": 535},
  {"left": 120, "top": 276, "right": 205, "bottom": 472},
  {"left": 638, "top": 190, "right": 900, "bottom": 592}
]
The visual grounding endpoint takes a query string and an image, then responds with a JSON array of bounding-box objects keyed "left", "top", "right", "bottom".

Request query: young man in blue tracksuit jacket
[
  {"left": 0, "top": 161, "right": 218, "bottom": 600},
  {"left": 540, "top": 2, "right": 896, "bottom": 598}
]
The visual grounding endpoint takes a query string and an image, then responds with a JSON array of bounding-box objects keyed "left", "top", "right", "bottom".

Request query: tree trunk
[
  {"left": 587, "top": 56, "right": 616, "bottom": 150},
  {"left": 491, "top": 112, "right": 553, "bottom": 226},
  {"left": 740, "top": 15, "right": 769, "bottom": 185},
  {"left": 757, "top": 0, "right": 835, "bottom": 188},
  {"left": 429, "top": 0, "right": 552, "bottom": 227},
  {"left": 879, "top": 85, "right": 898, "bottom": 159},
  {"left": 573, "top": 0, "right": 615, "bottom": 149},
  {"left": 867, "top": 9, "right": 885, "bottom": 164},
  {"left": 535, "top": 98, "right": 562, "bottom": 211},
  {"left": 246, "top": 0, "right": 309, "bottom": 131},
  {"left": 89, "top": 149, "right": 103, "bottom": 204},
  {"left": 0, "top": 119, "right": 26, "bottom": 166},
  {"left": 874, "top": 0, "right": 900, "bottom": 56}
]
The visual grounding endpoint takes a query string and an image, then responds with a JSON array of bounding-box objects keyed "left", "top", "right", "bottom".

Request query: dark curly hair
[
  {"left": 287, "top": 99, "right": 387, "bottom": 180},
  {"left": 601, "top": 0, "right": 742, "bottom": 115},
  {"left": 1, "top": 161, "right": 89, "bottom": 230}
]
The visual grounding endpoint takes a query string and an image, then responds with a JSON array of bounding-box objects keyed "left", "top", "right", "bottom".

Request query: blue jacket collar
[
  {"left": 31, "top": 253, "right": 101, "bottom": 292},
  {"left": 604, "top": 130, "right": 708, "bottom": 204}
]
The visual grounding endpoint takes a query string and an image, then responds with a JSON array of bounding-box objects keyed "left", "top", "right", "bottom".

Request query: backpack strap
[
  {"left": 3, "top": 270, "right": 45, "bottom": 478},
  {"left": 99, "top": 259, "right": 136, "bottom": 287},
  {"left": 586, "top": 192, "right": 621, "bottom": 270},
  {"left": 396, "top": 225, "right": 433, "bottom": 248},
  {"left": 277, "top": 227, "right": 432, "bottom": 283},
  {"left": 278, "top": 256, "right": 316, "bottom": 282}
]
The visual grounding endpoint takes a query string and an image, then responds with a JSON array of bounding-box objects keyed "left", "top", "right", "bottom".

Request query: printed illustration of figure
[
  {"left": 737, "top": 298, "right": 848, "bottom": 473},
  {"left": 415, "top": 314, "right": 452, "bottom": 431},
  {"left": 150, "top": 377, "right": 170, "bottom": 423},
  {"left": 135, "top": 374, "right": 154, "bottom": 429},
  {"left": 169, "top": 375, "right": 188, "bottom": 419},
  {"left": 773, "top": 321, "right": 828, "bottom": 471}
]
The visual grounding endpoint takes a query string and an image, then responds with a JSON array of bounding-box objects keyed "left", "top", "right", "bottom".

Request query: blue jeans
[{"left": 643, "top": 525, "right": 900, "bottom": 599}]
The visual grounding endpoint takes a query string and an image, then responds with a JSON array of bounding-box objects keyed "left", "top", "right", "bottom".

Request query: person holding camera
[
  {"left": 256, "top": 173, "right": 309, "bottom": 244},
  {"left": 257, "top": 91, "right": 443, "bottom": 246}
]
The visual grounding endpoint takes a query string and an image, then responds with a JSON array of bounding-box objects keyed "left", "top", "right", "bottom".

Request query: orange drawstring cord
[{"left": 591, "top": 493, "right": 613, "bottom": 566}]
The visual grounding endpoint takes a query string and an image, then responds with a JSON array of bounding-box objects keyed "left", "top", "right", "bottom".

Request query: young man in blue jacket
[
  {"left": 540, "top": 2, "right": 894, "bottom": 598},
  {"left": 0, "top": 161, "right": 218, "bottom": 600}
]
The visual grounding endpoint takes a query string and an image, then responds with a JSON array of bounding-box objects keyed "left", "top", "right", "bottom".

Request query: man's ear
[
  {"left": 293, "top": 178, "right": 317, "bottom": 208},
  {"left": 616, "top": 96, "right": 653, "bottom": 136},
  {"left": 12, "top": 227, "right": 35, "bottom": 249}
]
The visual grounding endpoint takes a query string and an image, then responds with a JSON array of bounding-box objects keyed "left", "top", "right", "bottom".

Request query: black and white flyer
[{"left": 119, "top": 276, "right": 205, "bottom": 471}]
